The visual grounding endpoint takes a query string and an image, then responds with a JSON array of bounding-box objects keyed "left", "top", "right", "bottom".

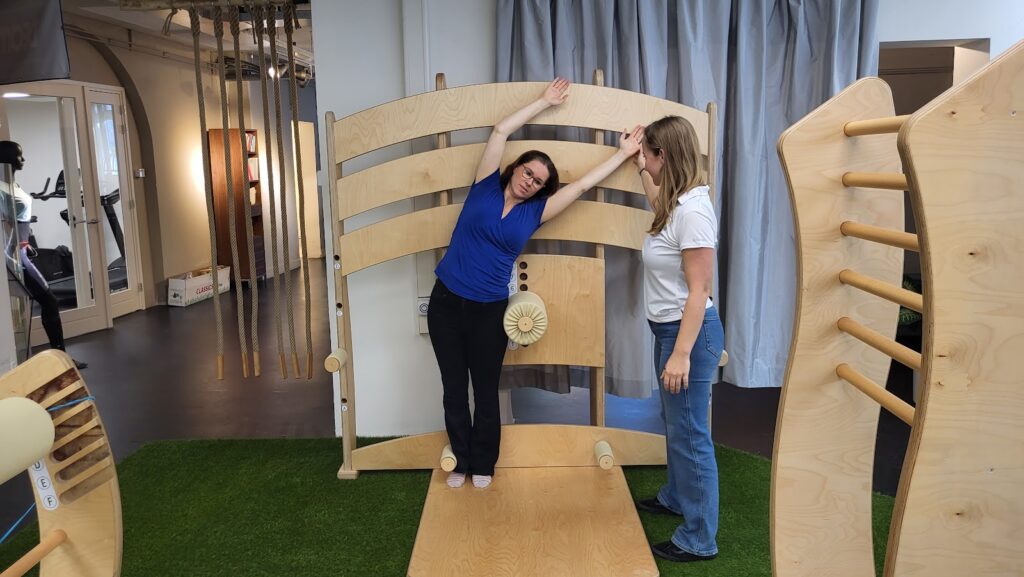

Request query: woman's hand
[
  {"left": 542, "top": 77, "right": 570, "bottom": 106},
  {"left": 619, "top": 125, "right": 643, "bottom": 158},
  {"left": 662, "top": 351, "right": 691, "bottom": 394}
]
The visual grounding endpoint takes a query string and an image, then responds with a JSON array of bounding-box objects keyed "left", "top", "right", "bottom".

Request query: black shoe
[
  {"left": 635, "top": 498, "right": 680, "bottom": 516},
  {"left": 74, "top": 359, "right": 88, "bottom": 370},
  {"left": 651, "top": 541, "right": 717, "bottom": 563}
]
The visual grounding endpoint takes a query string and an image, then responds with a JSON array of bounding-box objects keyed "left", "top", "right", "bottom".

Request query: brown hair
[
  {"left": 645, "top": 116, "right": 706, "bottom": 235},
  {"left": 500, "top": 150, "right": 559, "bottom": 199}
]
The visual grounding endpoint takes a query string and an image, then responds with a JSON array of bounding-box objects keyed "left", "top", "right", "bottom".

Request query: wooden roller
[
  {"left": 440, "top": 444, "right": 457, "bottom": 472},
  {"left": 504, "top": 291, "right": 548, "bottom": 345},
  {"left": 0, "top": 397, "right": 55, "bottom": 485},
  {"left": 719, "top": 350, "right": 729, "bottom": 367},
  {"left": 323, "top": 349, "right": 348, "bottom": 373},
  {"left": 594, "top": 440, "right": 614, "bottom": 470}
]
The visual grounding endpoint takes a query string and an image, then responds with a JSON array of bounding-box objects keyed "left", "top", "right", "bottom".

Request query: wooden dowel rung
[
  {"left": 837, "top": 317, "right": 922, "bottom": 370},
  {"left": 843, "top": 115, "right": 910, "bottom": 136},
  {"left": 836, "top": 363, "right": 915, "bottom": 425},
  {"left": 324, "top": 348, "right": 348, "bottom": 373},
  {"left": 0, "top": 529, "right": 67, "bottom": 577},
  {"left": 842, "top": 172, "right": 908, "bottom": 190},
  {"left": 839, "top": 269, "right": 923, "bottom": 313},
  {"left": 51, "top": 418, "right": 100, "bottom": 452},
  {"left": 840, "top": 221, "right": 920, "bottom": 252}
]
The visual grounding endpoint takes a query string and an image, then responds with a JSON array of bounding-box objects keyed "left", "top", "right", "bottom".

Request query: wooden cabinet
[{"left": 208, "top": 128, "right": 265, "bottom": 281}]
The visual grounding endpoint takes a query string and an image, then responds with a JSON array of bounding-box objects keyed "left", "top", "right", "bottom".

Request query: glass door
[
  {"left": 86, "top": 89, "right": 143, "bottom": 317},
  {"left": 2, "top": 82, "right": 110, "bottom": 340}
]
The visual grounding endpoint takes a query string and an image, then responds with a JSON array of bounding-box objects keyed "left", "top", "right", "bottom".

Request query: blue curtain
[{"left": 497, "top": 0, "right": 878, "bottom": 389}]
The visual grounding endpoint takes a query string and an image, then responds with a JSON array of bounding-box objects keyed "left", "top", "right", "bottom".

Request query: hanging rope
[
  {"left": 253, "top": 4, "right": 287, "bottom": 379},
  {"left": 188, "top": 4, "right": 225, "bottom": 380},
  {"left": 284, "top": 0, "right": 313, "bottom": 379},
  {"left": 268, "top": 6, "right": 300, "bottom": 377},
  {"left": 230, "top": 6, "right": 262, "bottom": 377},
  {"left": 214, "top": 6, "right": 251, "bottom": 377}
]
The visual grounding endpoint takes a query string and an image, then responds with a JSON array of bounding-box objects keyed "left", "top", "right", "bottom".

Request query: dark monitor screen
[{"left": 0, "top": 0, "right": 71, "bottom": 85}]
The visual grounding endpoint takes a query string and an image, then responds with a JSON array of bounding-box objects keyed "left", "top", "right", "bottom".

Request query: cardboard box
[{"left": 167, "top": 265, "right": 230, "bottom": 307}]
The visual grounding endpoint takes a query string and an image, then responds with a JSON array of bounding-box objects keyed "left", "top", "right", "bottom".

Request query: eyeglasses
[{"left": 519, "top": 165, "right": 546, "bottom": 189}]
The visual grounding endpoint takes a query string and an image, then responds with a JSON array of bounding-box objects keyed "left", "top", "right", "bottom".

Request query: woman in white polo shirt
[{"left": 632, "top": 116, "right": 724, "bottom": 564}]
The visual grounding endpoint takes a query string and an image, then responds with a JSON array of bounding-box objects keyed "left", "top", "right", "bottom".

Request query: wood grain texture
[
  {"left": 333, "top": 81, "right": 708, "bottom": 162},
  {"left": 0, "top": 350, "right": 121, "bottom": 577},
  {"left": 889, "top": 38, "right": 1024, "bottom": 577},
  {"left": 409, "top": 467, "right": 657, "bottom": 577},
  {"left": 338, "top": 201, "right": 652, "bottom": 275},
  {"left": 351, "top": 425, "right": 666, "bottom": 471},
  {"left": 504, "top": 256, "right": 604, "bottom": 367},
  {"left": 774, "top": 77, "right": 904, "bottom": 577},
  {"left": 338, "top": 141, "right": 646, "bottom": 219}
]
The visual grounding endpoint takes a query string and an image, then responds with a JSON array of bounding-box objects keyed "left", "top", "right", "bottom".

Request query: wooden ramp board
[{"left": 409, "top": 467, "right": 658, "bottom": 577}]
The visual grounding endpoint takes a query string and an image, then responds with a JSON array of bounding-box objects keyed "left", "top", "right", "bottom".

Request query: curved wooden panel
[
  {"left": 350, "top": 424, "right": 666, "bottom": 471},
  {"left": 504, "top": 256, "right": 604, "bottom": 367},
  {"left": 774, "top": 77, "right": 903, "bottom": 577},
  {"left": 338, "top": 140, "right": 646, "bottom": 219},
  {"left": 891, "top": 39, "right": 1024, "bottom": 577},
  {"left": 333, "top": 82, "right": 708, "bottom": 162},
  {"left": 338, "top": 201, "right": 652, "bottom": 275},
  {"left": 0, "top": 350, "right": 121, "bottom": 577}
]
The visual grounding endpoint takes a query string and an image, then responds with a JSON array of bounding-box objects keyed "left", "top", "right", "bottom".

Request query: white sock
[
  {"left": 472, "top": 474, "right": 492, "bottom": 488},
  {"left": 446, "top": 472, "right": 466, "bottom": 488}
]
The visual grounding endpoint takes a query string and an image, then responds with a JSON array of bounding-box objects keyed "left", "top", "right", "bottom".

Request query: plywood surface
[{"left": 409, "top": 467, "right": 658, "bottom": 577}]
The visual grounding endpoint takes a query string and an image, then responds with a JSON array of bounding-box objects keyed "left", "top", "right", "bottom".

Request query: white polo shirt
[{"left": 641, "top": 184, "right": 717, "bottom": 323}]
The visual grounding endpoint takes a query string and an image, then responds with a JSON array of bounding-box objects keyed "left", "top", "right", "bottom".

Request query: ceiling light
[{"left": 3, "top": 92, "right": 29, "bottom": 99}]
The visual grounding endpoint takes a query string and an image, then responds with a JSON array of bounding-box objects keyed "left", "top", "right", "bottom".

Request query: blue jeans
[{"left": 649, "top": 306, "right": 724, "bottom": 556}]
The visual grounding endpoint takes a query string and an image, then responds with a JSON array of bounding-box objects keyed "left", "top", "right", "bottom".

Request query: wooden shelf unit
[{"left": 208, "top": 128, "right": 265, "bottom": 281}]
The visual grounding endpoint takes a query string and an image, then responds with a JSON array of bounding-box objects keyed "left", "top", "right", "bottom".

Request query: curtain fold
[{"left": 497, "top": 0, "right": 878, "bottom": 390}]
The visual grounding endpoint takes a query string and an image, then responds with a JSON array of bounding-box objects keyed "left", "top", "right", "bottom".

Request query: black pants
[
  {"left": 427, "top": 279, "right": 508, "bottom": 476},
  {"left": 21, "top": 249, "right": 65, "bottom": 351}
]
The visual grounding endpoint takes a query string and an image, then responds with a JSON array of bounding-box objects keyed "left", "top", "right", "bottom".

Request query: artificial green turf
[{"left": 0, "top": 439, "right": 893, "bottom": 576}]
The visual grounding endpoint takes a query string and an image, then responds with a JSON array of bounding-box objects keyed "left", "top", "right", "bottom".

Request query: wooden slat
[
  {"left": 57, "top": 456, "right": 113, "bottom": 497},
  {"left": 838, "top": 316, "right": 922, "bottom": 370},
  {"left": 352, "top": 425, "right": 666, "bottom": 470},
  {"left": 338, "top": 141, "right": 645, "bottom": 220},
  {"left": 843, "top": 115, "right": 910, "bottom": 136},
  {"left": 774, "top": 77, "right": 903, "bottom": 577},
  {"left": 338, "top": 201, "right": 652, "bottom": 275},
  {"left": 51, "top": 418, "right": 100, "bottom": 453},
  {"left": 839, "top": 269, "right": 924, "bottom": 313},
  {"left": 333, "top": 82, "right": 709, "bottom": 162},
  {"left": 889, "top": 37, "right": 1024, "bottom": 577},
  {"left": 841, "top": 221, "right": 920, "bottom": 252},
  {"left": 38, "top": 382, "right": 84, "bottom": 410},
  {"left": 842, "top": 171, "right": 909, "bottom": 190},
  {"left": 49, "top": 400, "right": 92, "bottom": 428},
  {"left": 836, "top": 363, "right": 915, "bottom": 425},
  {"left": 51, "top": 438, "right": 107, "bottom": 474}
]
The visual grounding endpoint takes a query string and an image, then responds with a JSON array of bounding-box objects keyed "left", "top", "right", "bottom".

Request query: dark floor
[{"left": 0, "top": 262, "right": 915, "bottom": 537}]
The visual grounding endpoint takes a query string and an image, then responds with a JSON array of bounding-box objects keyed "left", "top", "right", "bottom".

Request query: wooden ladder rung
[
  {"left": 843, "top": 115, "right": 910, "bottom": 136},
  {"left": 836, "top": 363, "right": 915, "bottom": 425},
  {"left": 52, "top": 437, "right": 107, "bottom": 474},
  {"left": 50, "top": 399, "right": 93, "bottom": 428},
  {"left": 58, "top": 456, "right": 113, "bottom": 497},
  {"left": 842, "top": 172, "right": 909, "bottom": 190},
  {"left": 839, "top": 269, "right": 923, "bottom": 313},
  {"left": 837, "top": 316, "right": 922, "bottom": 371},
  {"left": 39, "top": 381, "right": 85, "bottom": 410},
  {"left": 51, "top": 417, "right": 100, "bottom": 453},
  {"left": 840, "top": 221, "right": 920, "bottom": 252}
]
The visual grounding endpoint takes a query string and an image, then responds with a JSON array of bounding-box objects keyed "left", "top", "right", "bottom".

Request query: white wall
[
  {"left": 312, "top": 0, "right": 497, "bottom": 436},
  {"left": 879, "top": 0, "right": 1024, "bottom": 57}
]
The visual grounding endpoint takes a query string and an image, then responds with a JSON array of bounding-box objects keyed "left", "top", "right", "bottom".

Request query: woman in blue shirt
[{"left": 430, "top": 79, "right": 641, "bottom": 489}]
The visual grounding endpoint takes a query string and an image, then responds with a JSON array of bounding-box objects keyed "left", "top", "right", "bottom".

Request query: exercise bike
[{"left": 28, "top": 171, "right": 129, "bottom": 309}]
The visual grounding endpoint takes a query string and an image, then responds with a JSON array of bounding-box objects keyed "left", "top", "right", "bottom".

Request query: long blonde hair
[{"left": 645, "top": 116, "right": 706, "bottom": 235}]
